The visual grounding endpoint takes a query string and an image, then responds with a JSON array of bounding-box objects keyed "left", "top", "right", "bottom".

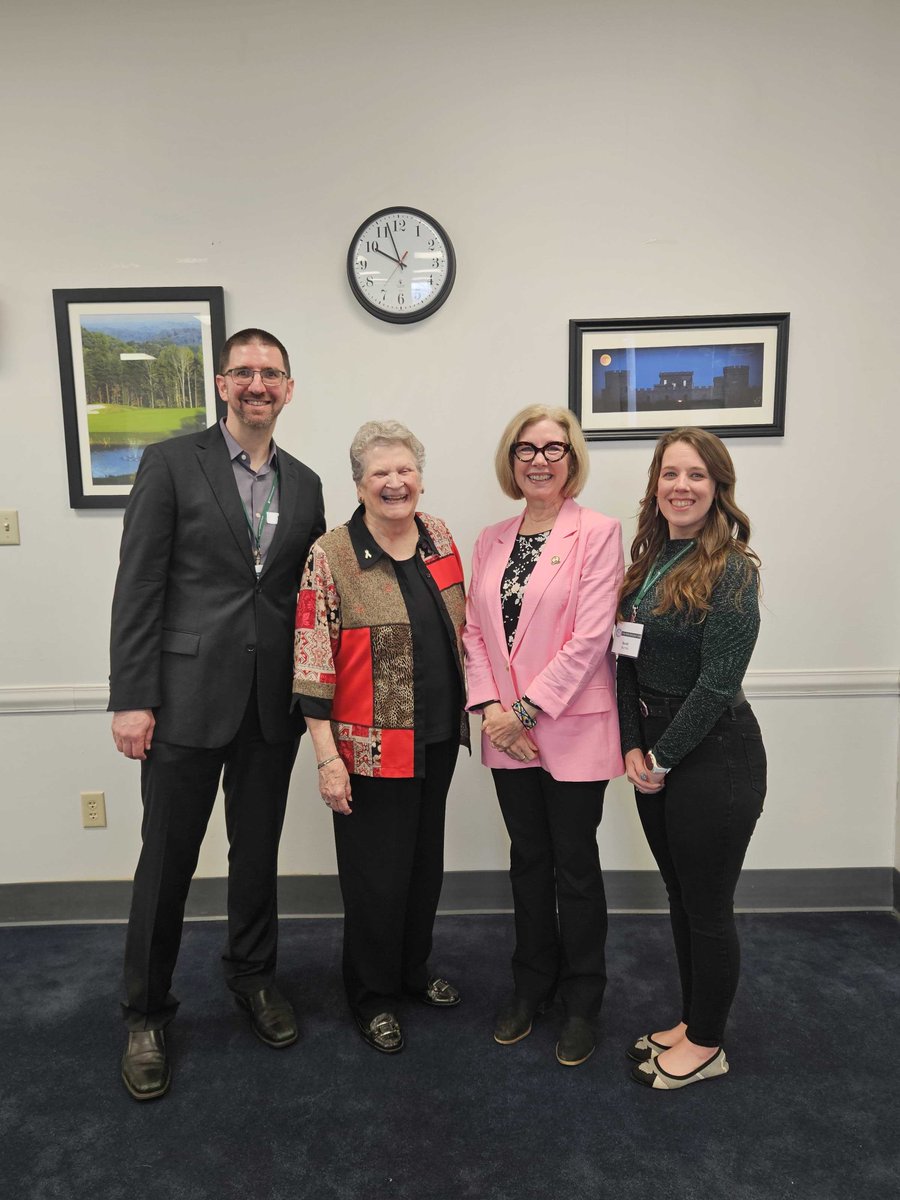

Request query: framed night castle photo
[{"left": 569, "top": 313, "right": 789, "bottom": 441}]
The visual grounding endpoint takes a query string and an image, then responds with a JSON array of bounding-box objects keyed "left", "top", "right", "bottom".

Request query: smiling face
[
  {"left": 512, "top": 418, "right": 570, "bottom": 509},
  {"left": 217, "top": 339, "right": 293, "bottom": 437},
  {"left": 656, "top": 440, "right": 717, "bottom": 539},
  {"left": 356, "top": 442, "right": 423, "bottom": 529}
]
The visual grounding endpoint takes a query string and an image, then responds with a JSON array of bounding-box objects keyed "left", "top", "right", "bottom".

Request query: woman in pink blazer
[{"left": 464, "top": 405, "right": 624, "bottom": 1068}]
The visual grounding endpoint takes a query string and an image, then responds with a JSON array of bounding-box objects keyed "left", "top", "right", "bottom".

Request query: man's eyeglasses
[
  {"left": 222, "top": 367, "right": 288, "bottom": 386},
  {"left": 511, "top": 441, "right": 571, "bottom": 463}
]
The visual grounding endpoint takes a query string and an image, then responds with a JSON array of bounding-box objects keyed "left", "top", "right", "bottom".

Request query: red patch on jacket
[{"left": 426, "top": 553, "right": 463, "bottom": 591}]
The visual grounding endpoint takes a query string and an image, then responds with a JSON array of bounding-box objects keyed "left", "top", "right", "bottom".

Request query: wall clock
[{"left": 347, "top": 207, "right": 456, "bottom": 324}]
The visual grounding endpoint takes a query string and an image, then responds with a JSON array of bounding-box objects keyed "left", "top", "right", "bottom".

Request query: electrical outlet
[{"left": 81, "top": 791, "right": 107, "bottom": 828}]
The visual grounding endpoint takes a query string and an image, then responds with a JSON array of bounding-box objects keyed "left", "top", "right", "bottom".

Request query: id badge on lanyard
[
  {"left": 614, "top": 541, "right": 694, "bottom": 661},
  {"left": 612, "top": 620, "right": 643, "bottom": 658}
]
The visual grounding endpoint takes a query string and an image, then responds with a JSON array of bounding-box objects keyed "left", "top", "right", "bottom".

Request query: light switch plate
[{"left": 0, "top": 510, "right": 20, "bottom": 545}]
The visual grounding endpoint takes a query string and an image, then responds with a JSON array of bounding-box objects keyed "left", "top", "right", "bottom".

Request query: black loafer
[
  {"left": 556, "top": 1017, "right": 596, "bottom": 1066},
  {"left": 234, "top": 986, "right": 298, "bottom": 1048},
  {"left": 493, "top": 997, "right": 547, "bottom": 1045},
  {"left": 121, "top": 1029, "right": 170, "bottom": 1101},
  {"left": 356, "top": 1011, "right": 404, "bottom": 1054},
  {"left": 407, "top": 977, "right": 461, "bottom": 1007}
]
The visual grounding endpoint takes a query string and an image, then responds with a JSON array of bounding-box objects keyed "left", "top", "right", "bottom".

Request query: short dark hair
[{"left": 218, "top": 328, "right": 291, "bottom": 376}]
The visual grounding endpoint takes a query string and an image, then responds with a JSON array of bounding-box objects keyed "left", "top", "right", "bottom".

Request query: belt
[{"left": 639, "top": 688, "right": 746, "bottom": 718}]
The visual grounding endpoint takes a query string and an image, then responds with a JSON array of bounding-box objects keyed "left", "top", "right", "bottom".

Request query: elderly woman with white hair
[{"left": 292, "top": 420, "right": 469, "bottom": 1053}]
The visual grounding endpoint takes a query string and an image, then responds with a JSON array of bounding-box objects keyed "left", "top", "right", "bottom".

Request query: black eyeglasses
[
  {"left": 222, "top": 367, "right": 288, "bottom": 386},
  {"left": 511, "top": 441, "right": 571, "bottom": 463}
]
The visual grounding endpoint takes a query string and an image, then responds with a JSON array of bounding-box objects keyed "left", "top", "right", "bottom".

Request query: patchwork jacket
[{"left": 293, "top": 506, "right": 470, "bottom": 778}]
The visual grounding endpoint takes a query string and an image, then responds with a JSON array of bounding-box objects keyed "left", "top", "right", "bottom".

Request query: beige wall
[{"left": 1, "top": 0, "right": 898, "bottom": 884}]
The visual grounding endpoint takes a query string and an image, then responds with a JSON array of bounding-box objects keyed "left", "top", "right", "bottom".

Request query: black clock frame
[{"left": 346, "top": 206, "right": 456, "bottom": 325}]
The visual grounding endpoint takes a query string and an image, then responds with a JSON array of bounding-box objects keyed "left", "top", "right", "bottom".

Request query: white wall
[{"left": 1, "top": 0, "right": 898, "bottom": 885}]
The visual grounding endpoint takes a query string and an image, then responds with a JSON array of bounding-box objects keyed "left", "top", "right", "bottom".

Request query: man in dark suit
[{"left": 110, "top": 328, "right": 325, "bottom": 1101}]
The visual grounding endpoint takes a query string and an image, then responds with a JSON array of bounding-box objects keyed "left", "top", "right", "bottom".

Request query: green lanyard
[
  {"left": 630, "top": 541, "right": 694, "bottom": 621},
  {"left": 242, "top": 467, "right": 279, "bottom": 577}
]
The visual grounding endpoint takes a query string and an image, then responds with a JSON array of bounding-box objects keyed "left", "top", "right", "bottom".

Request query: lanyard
[
  {"left": 242, "top": 467, "right": 279, "bottom": 577},
  {"left": 630, "top": 541, "right": 694, "bottom": 620}
]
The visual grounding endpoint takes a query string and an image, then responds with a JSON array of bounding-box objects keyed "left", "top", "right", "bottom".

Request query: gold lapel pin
[{"left": 551, "top": 555, "right": 560, "bottom": 565}]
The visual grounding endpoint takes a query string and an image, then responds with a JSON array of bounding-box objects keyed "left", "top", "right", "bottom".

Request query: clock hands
[
  {"left": 386, "top": 224, "right": 406, "bottom": 268},
  {"left": 371, "top": 246, "right": 408, "bottom": 270},
  {"left": 383, "top": 251, "right": 409, "bottom": 285}
]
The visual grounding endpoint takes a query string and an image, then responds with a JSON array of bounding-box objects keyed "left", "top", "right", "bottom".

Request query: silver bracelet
[{"left": 317, "top": 754, "right": 341, "bottom": 770}]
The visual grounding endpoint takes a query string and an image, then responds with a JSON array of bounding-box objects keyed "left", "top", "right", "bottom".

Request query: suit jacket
[
  {"left": 463, "top": 498, "right": 624, "bottom": 782},
  {"left": 109, "top": 423, "right": 325, "bottom": 748}
]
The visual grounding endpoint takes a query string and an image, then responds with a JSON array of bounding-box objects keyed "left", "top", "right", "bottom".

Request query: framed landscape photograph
[
  {"left": 569, "top": 313, "right": 789, "bottom": 441},
  {"left": 54, "top": 286, "right": 226, "bottom": 508}
]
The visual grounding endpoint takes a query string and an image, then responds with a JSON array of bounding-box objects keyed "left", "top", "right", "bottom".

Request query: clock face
[{"left": 347, "top": 207, "right": 456, "bottom": 324}]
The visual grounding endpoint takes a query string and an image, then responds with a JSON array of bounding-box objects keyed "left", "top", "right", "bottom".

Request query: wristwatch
[{"left": 646, "top": 750, "right": 671, "bottom": 776}]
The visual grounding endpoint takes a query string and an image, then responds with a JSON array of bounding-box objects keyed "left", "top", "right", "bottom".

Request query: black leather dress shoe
[
  {"left": 234, "top": 986, "right": 298, "bottom": 1047},
  {"left": 121, "top": 1029, "right": 170, "bottom": 1101},
  {"left": 355, "top": 1011, "right": 404, "bottom": 1054},
  {"left": 556, "top": 1016, "right": 596, "bottom": 1067},
  {"left": 493, "top": 997, "right": 547, "bottom": 1045},
  {"left": 406, "top": 977, "right": 461, "bottom": 1007}
]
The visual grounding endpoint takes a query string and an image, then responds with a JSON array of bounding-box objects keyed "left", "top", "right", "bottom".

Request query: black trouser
[
  {"left": 636, "top": 697, "right": 767, "bottom": 1047},
  {"left": 492, "top": 767, "right": 609, "bottom": 1018},
  {"left": 332, "top": 738, "right": 459, "bottom": 1022},
  {"left": 121, "top": 684, "right": 299, "bottom": 1030}
]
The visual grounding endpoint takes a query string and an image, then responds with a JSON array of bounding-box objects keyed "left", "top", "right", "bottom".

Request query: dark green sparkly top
[{"left": 617, "top": 539, "right": 760, "bottom": 768}]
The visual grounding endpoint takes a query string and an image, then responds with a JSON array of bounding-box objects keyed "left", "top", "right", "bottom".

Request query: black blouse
[{"left": 393, "top": 555, "right": 460, "bottom": 743}]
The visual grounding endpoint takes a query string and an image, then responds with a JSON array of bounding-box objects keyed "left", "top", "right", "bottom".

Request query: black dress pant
[
  {"left": 332, "top": 739, "right": 459, "bottom": 1021},
  {"left": 121, "top": 685, "right": 299, "bottom": 1030},
  {"left": 636, "top": 697, "right": 767, "bottom": 1047},
  {"left": 492, "top": 767, "right": 609, "bottom": 1018}
]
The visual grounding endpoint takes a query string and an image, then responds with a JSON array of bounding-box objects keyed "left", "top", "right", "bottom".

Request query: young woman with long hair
[{"left": 617, "top": 427, "right": 767, "bottom": 1090}]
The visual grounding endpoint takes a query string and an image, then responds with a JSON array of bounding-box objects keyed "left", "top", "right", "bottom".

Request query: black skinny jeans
[{"left": 636, "top": 696, "right": 766, "bottom": 1047}]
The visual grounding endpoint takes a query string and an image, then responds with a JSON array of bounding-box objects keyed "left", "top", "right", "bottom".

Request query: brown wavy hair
[{"left": 619, "top": 427, "right": 760, "bottom": 618}]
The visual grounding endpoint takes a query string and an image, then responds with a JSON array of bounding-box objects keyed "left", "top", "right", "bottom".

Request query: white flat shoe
[
  {"left": 625, "top": 1032, "right": 671, "bottom": 1063},
  {"left": 631, "top": 1047, "right": 729, "bottom": 1089}
]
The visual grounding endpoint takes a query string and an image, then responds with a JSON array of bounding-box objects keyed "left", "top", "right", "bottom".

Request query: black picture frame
[
  {"left": 54, "top": 286, "right": 226, "bottom": 508},
  {"left": 569, "top": 313, "right": 789, "bottom": 441}
]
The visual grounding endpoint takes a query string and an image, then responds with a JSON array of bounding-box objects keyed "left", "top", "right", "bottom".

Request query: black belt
[{"left": 639, "top": 688, "right": 746, "bottom": 719}]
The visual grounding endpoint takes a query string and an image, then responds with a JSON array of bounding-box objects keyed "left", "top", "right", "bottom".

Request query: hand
[
  {"left": 504, "top": 730, "right": 538, "bottom": 762},
  {"left": 482, "top": 705, "right": 527, "bottom": 752},
  {"left": 625, "top": 748, "right": 664, "bottom": 794},
  {"left": 372, "top": 246, "right": 406, "bottom": 269},
  {"left": 383, "top": 250, "right": 409, "bottom": 285},
  {"left": 318, "top": 758, "right": 353, "bottom": 815},
  {"left": 111, "top": 709, "right": 155, "bottom": 760},
  {"left": 386, "top": 224, "right": 407, "bottom": 269}
]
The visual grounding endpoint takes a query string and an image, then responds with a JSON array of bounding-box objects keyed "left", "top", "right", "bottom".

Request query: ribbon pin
[{"left": 364, "top": 549, "right": 372, "bottom": 559}]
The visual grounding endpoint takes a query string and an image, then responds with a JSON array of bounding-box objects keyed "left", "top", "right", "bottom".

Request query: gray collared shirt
[{"left": 219, "top": 418, "right": 280, "bottom": 567}]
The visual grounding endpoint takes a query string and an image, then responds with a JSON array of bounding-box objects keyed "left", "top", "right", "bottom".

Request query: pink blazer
[{"left": 463, "top": 498, "right": 625, "bottom": 782}]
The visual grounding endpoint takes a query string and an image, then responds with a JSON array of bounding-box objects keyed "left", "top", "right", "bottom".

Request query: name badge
[
  {"left": 612, "top": 621, "right": 643, "bottom": 658},
  {"left": 266, "top": 511, "right": 279, "bottom": 525}
]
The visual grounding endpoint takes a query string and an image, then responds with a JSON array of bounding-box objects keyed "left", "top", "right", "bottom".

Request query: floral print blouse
[{"left": 499, "top": 530, "right": 550, "bottom": 651}]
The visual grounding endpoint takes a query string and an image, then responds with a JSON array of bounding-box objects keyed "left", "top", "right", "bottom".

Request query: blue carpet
[{"left": 1, "top": 911, "right": 897, "bottom": 1199}]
